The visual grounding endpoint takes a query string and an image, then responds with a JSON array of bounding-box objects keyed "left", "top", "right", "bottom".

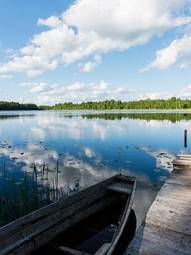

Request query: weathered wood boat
[{"left": 0, "top": 174, "right": 136, "bottom": 255}]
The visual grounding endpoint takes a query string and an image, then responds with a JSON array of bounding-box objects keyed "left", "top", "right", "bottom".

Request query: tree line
[
  {"left": 45, "top": 98, "right": 191, "bottom": 110},
  {"left": 1, "top": 98, "right": 191, "bottom": 110},
  {"left": 0, "top": 101, "right": 39, "bottom": 110}
]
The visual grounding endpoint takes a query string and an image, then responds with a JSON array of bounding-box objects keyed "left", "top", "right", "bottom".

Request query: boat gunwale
[
  {"left": 0, "top": 174, "right": 135, "bottom": 238},
  {"left": 105, "top": 177, "right": 136, "bottom": 255},
  {"left": 57, "top": 174, "right": 136, "bottom": 255}
]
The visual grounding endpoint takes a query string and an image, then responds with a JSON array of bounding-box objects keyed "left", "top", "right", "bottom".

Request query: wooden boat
[{"left": 0, "top": 174, "right": 136, "bottom": 255}]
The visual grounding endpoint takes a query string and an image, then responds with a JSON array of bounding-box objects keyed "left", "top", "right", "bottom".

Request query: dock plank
[{"left": 126, "top": 154, "right": 191, "bottom": 255}]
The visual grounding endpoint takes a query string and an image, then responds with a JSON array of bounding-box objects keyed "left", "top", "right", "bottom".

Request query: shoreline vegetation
[
  {"left": 0, "top": 102, "right": 39, "bottom": 110},
  {"left": 0, "top": 162, "right": 75, "bottom": 227},
  {"left": 43, "top": 97, "right": 191, "bottom": 110},
  {"left": 1, "top": 97, "right": 191, "bottom": 110}
]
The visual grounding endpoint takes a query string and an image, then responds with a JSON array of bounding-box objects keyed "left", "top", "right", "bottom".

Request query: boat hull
[{"left": 0, "top": 174, "right": 136, "bottom": 255}]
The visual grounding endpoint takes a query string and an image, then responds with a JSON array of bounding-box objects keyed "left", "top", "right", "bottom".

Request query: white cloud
[
  {"left": 139, "top": 85, "right": 191, "bottom": 99},
  {"left": 18, "top": 80, "right": 191, "bottom": 104},
  {"left": 0, "top": 0, "right": 190, "bottom": 77},
  {"left": 25, "top": 80, "right": 134, "bottom": 104},
  {"left": 19, "top": 82, "right": 35, "bottom": 87},
  {"left": 38, "top": 16, "right": 63, "bottom": 28},
  {"left": 30, "top": 82, "right": 59, "bottom": 93},
  {"left": 79, "top": 55, "right": 101, "bottom": 72},
  {"left": 0, "top": 74, "right": 12, "bottom": 79},
  {"left": 180, "top": 84, "right": 191, "bottom": 98},
  {"left": 142, "top": 33, "right": 191, "bottom": 71},
  {"left": 138, "top": 145, "right": 175, "bottom": 172},
  {"left": 0, "top": 143, "right": 116, "bottom": 189},
  {"left": 31, "top": 127, "right": 46, "bottom": 140},
  {"left": 139, "top": 91, "right": 173, "bottom": 100},
  {"left": 83, "top": 147, "right": 96, "bottom": 158}
]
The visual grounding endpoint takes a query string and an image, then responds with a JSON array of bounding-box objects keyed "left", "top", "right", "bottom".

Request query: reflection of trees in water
[
  {"left": 0, "top": 114, "right": 35, "bottom": 121},
  {"left": 0, "top": 111, "right": 191, "bottom": 122},
  {"left": 82, "top": 113, "right": 191, "bottom": 122},
  {"left": 0, "top": 115, "right": 20, "bottom": 120}
]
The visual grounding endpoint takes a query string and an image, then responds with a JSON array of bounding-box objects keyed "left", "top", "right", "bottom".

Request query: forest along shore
[{"left": 1, "top": 98, "right": 191, "bottom": 111}]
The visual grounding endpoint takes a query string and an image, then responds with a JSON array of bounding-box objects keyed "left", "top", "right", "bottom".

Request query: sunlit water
[{"left": 0, "top": 110, "right": 191, "bottom": 227}]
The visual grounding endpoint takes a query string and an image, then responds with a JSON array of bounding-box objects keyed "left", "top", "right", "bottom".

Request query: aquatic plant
[{"left": 0, "top": 161, "right": 77, "bottom": 228}]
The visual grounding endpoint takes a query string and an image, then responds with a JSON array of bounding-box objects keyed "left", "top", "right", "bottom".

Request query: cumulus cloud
[
  {"left": 0, "top": 143, "right": 116, "bottom": 189},
  {"left": 142, "top": 33, "right": 191, "bottom": 71},
  {"left": 139, "top": 91, "right": 173, "bottom": 100},
  {"left": 0, "top": 74, "right": 12, "bottom": 79},
  {"left": 30, "top": 82, "right": 59, "bottom": 93},
  {"left": 18, "top": 80, "right": 191, "bottom": 104},
  {"left": 38, "top": 16, "right": 63, "bottom": 28},
  {"left": 137, "top": 145, "right": 175, "bottom": 172},
  {"left": 23, "top": 80, "right": 134, "bottom": 104},
  {"left": 0, "top": 0, "right": 190, "bottom": 77},
  {"left": 180, "top": 84, "right": 191, "bottom": 98},
  {"left": 83, "top": 147, "right": 96, "bottom": 158},
  {"left": 79, "top": 55, "right": 101, "bottom": 72},
  {"left": 139, "top": 85, "right": 191, "bottom": 99}
]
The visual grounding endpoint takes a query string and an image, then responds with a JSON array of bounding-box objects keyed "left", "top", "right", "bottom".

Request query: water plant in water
[{"left": 0, "top": 161, "right": 79, "bottom": 228}]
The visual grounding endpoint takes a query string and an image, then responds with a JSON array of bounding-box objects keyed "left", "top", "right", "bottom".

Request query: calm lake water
[{"left": 0, "top": 110, "right": 191, "bottom": 227}]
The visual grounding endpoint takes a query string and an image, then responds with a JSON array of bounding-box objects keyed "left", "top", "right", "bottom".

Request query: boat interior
[{"left": 32, "top": 176, "right": 136, "bottom": 255}]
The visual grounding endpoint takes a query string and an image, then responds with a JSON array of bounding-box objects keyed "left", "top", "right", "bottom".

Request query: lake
[{"left": 0, "top": 110, "right": 190, "bottom": 227}]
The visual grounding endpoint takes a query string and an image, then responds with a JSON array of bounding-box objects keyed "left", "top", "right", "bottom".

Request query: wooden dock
[{"left": 126, "top": 155, "right": 191, "bottom": 255}]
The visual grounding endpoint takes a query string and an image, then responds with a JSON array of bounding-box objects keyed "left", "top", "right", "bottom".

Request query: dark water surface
[{"left": 0, "top": 110, "right": 190, "bottom": 227}]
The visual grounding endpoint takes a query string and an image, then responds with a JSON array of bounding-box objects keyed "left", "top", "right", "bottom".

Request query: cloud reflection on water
[{"left": 0, "top": 111, "right": 189, "bottom": 226}]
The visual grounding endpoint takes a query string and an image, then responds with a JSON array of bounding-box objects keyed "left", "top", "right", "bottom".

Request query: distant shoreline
[
  {"left": 1, "top": 109, "right": 191, "bottom": 114},
  {"left": 46, "top": 109, "right": 191, "bottom": 113},
  {"left": 1, "top": 98, "right": 191, "bottom": 111}
]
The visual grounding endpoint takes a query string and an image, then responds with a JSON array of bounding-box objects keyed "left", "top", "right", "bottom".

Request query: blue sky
[{"left": 0, "top": 0, "right": 191, "bottom": 105}]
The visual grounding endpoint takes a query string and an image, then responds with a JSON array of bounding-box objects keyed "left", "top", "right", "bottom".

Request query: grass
[{"left": 0, "top": 161, "right": 76, "bottom": 228}]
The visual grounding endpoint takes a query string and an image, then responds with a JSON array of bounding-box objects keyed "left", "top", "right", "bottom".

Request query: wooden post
[{"left": 184, "top": 130, "right": 188, "bottom": 148}]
